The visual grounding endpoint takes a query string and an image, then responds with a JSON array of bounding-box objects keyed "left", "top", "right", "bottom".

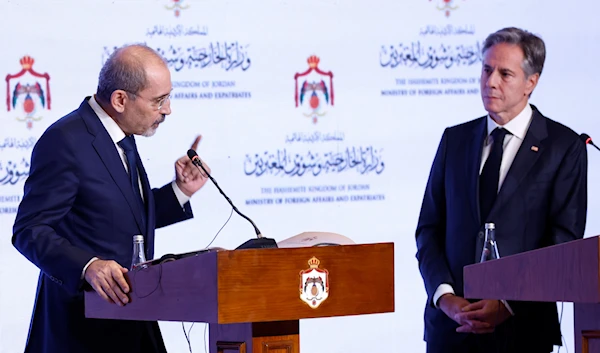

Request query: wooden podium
[
  {"left": 85, "top": 243, "right": 394, "bottom": 353},
  {"left": 463, "top": 236, "right": 600, "bottom": 353}
]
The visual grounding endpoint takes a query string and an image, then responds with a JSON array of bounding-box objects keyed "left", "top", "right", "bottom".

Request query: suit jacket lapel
[
  {"left": 486, "top": 106, "right": 548, "bottom": 221},
  {"left": 78, "top": 98, "right": 146, "bottom": 233},
  {"left": 466, "top": 117, "right": 487, "bottom": 225}
]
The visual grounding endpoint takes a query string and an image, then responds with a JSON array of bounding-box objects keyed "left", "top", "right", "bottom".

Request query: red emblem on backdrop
[
  {"left": 165, "top": 0, "right": 189, "bottom": 17},
  {"left": 5, "top": 56, "right": 51, "bottom": 129},
  {"left": 429, "top": 0, "right": 466, "bottom": 17},
  {"left": 294, "top": 56, "right": 334, "bottom": 124}
]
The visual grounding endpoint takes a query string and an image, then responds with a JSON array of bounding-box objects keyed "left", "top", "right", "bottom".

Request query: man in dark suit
[
  {"left": 415, "top": 27, "right": 587, "bottom": 353},
  {"left": 12, "top": 44, "right": 210, "bottom": 353}
]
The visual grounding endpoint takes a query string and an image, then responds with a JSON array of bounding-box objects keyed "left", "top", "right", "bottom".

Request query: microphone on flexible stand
[
  {"left": 580, "top": 133, "right": 600, "bottom": 152},
  {"left": 187, "top": 149, "right": 278, "bottom": 250}
]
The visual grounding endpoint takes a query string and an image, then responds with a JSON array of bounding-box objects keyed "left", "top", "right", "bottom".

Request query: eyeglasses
[
  {"left": 123, "top": 89, "right": 171, "bottom": 110},
  {"left": 155, "top": 94, "right": 170, "bottom": 110}
]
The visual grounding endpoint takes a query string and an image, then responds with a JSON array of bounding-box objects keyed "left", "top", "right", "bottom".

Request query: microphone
[
  {"left": 186, "top": 149, "right": 277, "bottom": 250},
  {"left": 580, "top": 133, "right": 600, "bottom": 152}
]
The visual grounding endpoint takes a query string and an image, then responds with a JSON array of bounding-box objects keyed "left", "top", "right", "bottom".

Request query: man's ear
[
  {"left": 524, "top": 73, "right": 539, "bottom": 96},
  {"left": 111, "top": 90, "right": 129, "bottom": 113}
]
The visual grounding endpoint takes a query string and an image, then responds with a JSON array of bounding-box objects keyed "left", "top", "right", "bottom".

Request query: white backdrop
[{"left": 1, "top": 0, "right": 600, "bottom": 352}]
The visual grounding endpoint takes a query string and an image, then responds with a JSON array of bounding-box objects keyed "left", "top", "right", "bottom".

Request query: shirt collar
[
  {"left": 486, "top": 103, "right": 533, "bottom": 141},
  {"left": 87, "top": 95, "right": 127, "bottom": 144}
]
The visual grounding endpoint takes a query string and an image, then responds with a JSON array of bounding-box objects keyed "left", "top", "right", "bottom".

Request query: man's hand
[
  {"left": 438, "top": 293, "right": 471, "bottom": 324},
  {"left": 454, "top": 299, "right": 511, "bottom": 334},
  {"left": 175, "top": 135, "right": 210, "bottom": 197},
  {"left": 438, "top": 294, "right": 492, "bottom": 334},
  {"left": 84, "top": 259, "right": 130, "bottom": 306}
]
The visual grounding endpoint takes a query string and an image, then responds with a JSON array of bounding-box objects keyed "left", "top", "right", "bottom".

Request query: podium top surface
[
  {"left": 85, "top": 242, "right": 395, "bottom": 324},
  {"left": 463, "top": 236, "right": 600, "bottom": 303}
]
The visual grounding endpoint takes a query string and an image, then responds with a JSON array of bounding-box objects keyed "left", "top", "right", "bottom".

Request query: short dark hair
[
  {"left": 482, "top": 27, "right": 546, "bottom": 78},
  {"left": 96, "top": 44, "right": 165, "bottom": 102}
]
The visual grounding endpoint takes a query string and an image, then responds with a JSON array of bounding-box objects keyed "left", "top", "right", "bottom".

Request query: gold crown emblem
[
  {"left": 307, "top": 256, "right": 320, "bottom": 268},
  {"left": 20, "top": 56, "right": 34, "bottom": 70},
  {"left": 307, "top": 55, "right": 320, "bottom": 69}
]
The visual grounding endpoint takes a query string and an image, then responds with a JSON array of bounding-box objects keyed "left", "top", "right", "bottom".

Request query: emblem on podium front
[{"left": 299, "top": 256, "right": 329, "bottom": 308}]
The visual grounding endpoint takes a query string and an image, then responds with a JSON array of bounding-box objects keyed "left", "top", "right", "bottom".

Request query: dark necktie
[
  {"left": 117, "top": 135, "right": 147, "bottom": 233},
  {"left": 479, "top": 127, "right": 510, "bottom": 224}
]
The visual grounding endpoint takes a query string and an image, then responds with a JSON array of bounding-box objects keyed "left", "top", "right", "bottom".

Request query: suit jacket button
[{"left": 478, "top": 231, "right": 484, "bottom": 239}]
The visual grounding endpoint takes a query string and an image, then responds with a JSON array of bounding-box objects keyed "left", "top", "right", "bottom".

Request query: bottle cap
[
  {"left": 484, "top": 223, "right": 495, "bottom": 230},
  {"left": 133, "top": 235, "right": 144, "bottom": 242}
]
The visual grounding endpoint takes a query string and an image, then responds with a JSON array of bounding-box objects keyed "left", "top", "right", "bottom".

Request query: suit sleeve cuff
[
  {"left": 433, "top": 283, "right": 455, "bottom": 308},
  {"left": 501, "top": 299, "right": 515, "bottom": 316},
  {"left": 171, "top": 180, "right": 191, "bottom": 207},
  {"left": 81, "top": 257, "right": 99, "bottom": 280}
]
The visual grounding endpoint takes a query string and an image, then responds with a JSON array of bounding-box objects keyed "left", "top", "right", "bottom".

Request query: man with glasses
[
  {"left": 415, "top": 27, "right": 587, "bottom": 353},
  {"left": 12, "top": 44, "right": 208, "bottom": 353}
]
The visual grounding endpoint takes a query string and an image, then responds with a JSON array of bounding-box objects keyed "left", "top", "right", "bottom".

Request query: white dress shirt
[
  {"left": 81, "top": 95, "right": 190, "bottom": 278},
  {"left": 433, "top": 103, "right": 534, "bottom": 314}
]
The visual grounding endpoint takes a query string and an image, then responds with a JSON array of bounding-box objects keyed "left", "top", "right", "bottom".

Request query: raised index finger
[{"left": 190, "top": 135, "right": 202, "bottom": 151}]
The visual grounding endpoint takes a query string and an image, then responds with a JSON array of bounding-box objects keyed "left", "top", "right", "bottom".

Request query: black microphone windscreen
[
  {"left": 187, "top": 149, "right": 198, "bottom": 160},
  {"left": 580, "top": 133, "right": 600, "bottom": 152}
]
